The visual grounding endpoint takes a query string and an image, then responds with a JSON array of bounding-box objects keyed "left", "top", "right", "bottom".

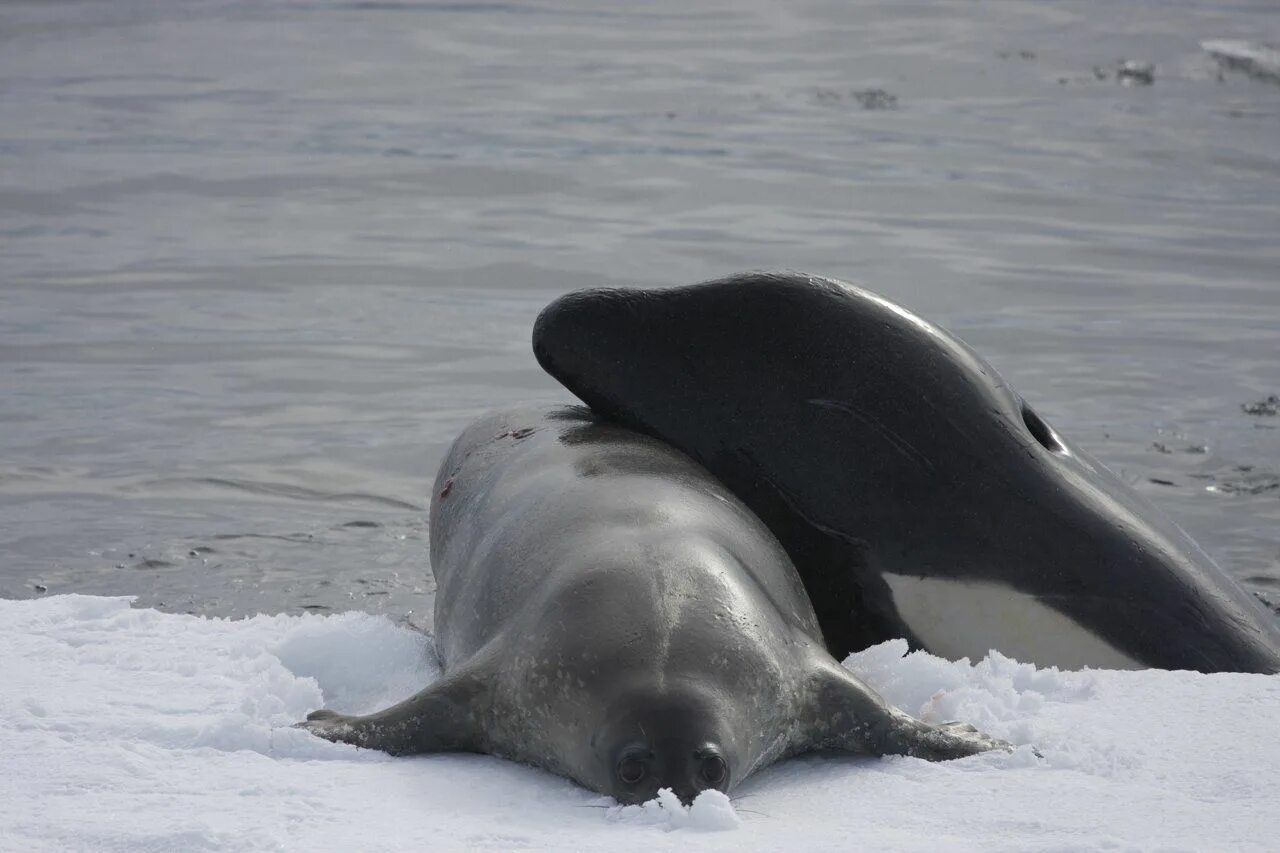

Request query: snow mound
[
  {"left": 844, "top": 638, "right": 1098, "bottom": 762},
  {"left": 606, "top": 789, "right": 741, "bottom": 832},
  {"left": 1, "top": 594, "right": 428, "bottom": 761},
  {"left": 3, "top": 595, "right": 1278, "bottom": 851}
]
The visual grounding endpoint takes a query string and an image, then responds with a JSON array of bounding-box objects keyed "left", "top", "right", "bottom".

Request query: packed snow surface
[{"left": 3, "top": 595, "right": 1277, "bottom": 851}]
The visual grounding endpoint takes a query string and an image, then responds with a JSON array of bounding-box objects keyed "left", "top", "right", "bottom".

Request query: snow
[
  {"left": 3, "top": 595, "right": 1277, "bottom": 851},
  {"left": 604, "top": 788, "right": 742, "bottom": 832}
]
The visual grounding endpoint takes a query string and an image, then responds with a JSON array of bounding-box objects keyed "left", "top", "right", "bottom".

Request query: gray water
[{"left": 2, "top": 0, "right": 1278, "bottom": 631}]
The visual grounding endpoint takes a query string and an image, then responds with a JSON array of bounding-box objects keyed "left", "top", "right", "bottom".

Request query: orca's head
[{"left": 533, "top": 273, "right": 1280, "bottom": 673}]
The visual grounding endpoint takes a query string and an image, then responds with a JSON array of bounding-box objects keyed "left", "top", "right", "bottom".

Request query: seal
[
  {"left": 533, "top": 272, "right": 1280, "bottom": 673},
  {"left": 300, "top": 406, "right": 1004, "bottom": 803}
]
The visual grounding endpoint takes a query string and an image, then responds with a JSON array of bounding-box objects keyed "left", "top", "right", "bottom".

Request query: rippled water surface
[{"left": 2, "top": 0, "right": 1278, "bottom": 627}]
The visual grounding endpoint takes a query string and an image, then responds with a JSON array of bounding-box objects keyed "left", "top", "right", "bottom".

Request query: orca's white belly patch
[{"left": 882, "top": 572, "right": 1142, "bottom": 670}]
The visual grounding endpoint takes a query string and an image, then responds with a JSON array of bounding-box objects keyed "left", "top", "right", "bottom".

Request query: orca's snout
[{"left": 534, "top": 288, "right": 616, "bottom": 376}]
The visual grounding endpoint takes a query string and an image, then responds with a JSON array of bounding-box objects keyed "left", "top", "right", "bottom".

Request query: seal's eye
[
  {"left": 698, "top": 754, "right": 727, "bottom": 787},
  {"left": 617, "top": 753, "right": 648, "bottom": 785}
]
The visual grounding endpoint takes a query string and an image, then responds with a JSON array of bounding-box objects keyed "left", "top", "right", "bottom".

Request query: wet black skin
[
  {"left": 300, "top": 406, "right": 1004, "bottom": 803},
  {"left": 532, "top": 272, "right": 1280, "bottom": 673}
]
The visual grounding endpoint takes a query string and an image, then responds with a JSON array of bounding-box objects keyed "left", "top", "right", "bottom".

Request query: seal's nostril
[
  {"left": 698, "top": 754, "right": 727, "bottom": 787},
  {"left": 616, "top": 750, "right": 648, "bottom": 785}
]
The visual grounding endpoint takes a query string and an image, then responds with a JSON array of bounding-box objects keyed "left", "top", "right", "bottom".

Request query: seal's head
[{"left": 593, "top": 687, "right": 734, "bottom": 805}]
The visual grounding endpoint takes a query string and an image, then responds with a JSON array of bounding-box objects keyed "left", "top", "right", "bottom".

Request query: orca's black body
[{"left": 533, "top": 272, "right": 1280, "bottom": 673}]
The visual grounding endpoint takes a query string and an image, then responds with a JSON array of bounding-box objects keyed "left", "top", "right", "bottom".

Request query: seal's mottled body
[{"left": 302, "top": 406, "right": 1002, "bottom": 803}]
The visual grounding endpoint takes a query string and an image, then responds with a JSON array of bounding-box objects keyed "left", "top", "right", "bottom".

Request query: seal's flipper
[
  {"left": 879, "top": 716, "right": 1012, "bottom": 760},
  {"left": 297, "top": 666, "right": 492, "bottom": 756},
  {"left": 803, "top": 660, "right": 1009, "bottom": 761}
]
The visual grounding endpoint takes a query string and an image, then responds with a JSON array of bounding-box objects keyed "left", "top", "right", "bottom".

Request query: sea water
[{"left": 1, "top": 0, "right": 1278, "bottom": 626}]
